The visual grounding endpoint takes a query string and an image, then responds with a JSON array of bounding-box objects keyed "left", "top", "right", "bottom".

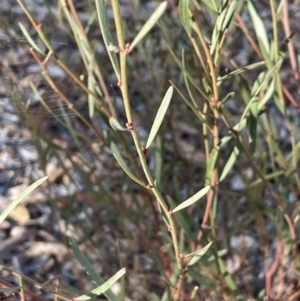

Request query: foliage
[{"left": 1, "top": 0, "right": 300, "bottom": 300}]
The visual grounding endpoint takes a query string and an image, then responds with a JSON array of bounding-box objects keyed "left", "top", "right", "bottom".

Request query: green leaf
[
  {"left": 205, "top": 147, "right": 219, "bottom": 184},
  {"left": 19, "top": 22, "right": 44, "bottom": 55},
  {"left": 239, "top": 62, "right": 280, "bottom": 127},
  {"left": 182, "top": 51, "right": 198, "bottom": 109},
  {"left": 258, "top": 78, "right": 275, "bottom": 110},
  {"left": 210, "top": 3, "right": 228, "bottom": 55},
  {"left": 95, "top": 0, "right": 120, "bottom": 78},
  {"left": 155, "top": 136, "right": 163, "bottom": 187},
  {"left": 88, "top": 56, "right": 96, "bottom": 118},
  {"left": 179, "top": 0, "right": 192, "bottom": 36},
  {"left": 220, "top": 119, "right": 247, "bottom": 147},
  {"left": 167, "top": 195, "right": 193, "bottom": 238},
  {"left": 172, "top": 186, "right": 210, "bottom": 213},
  {"left": 247, "top": 1, "right": 269, "bottom": 54},
  {"left": 222, "top": 0, "right": 238, "bottom": 32},
  {"left": 188, "top": 242, "right": 214, "bottom": 266},
  {"left": 217, "top": 61, "right": 265, "bottom": 82},
  {"left": 110, "top": 142, "right": 146, "bottom": 186},
  {"left": 145, "top": 86, "right": 173, "bottom": 149},
  {"left": 109, "top": 117, "right": 130, "bottom": 131},
  {"left": 130, "top": 1, "right": 168, "bottom": 51},
  {"left": 76, "top": 268, "right": 126, "bottom": 300},
  {"left": 219, "top": 146, "right": 239, "bottom": 182},
  {"left": 221, "top": 92, "right": 235, "bottom": 104},
  {"left": 201, "top": 0, "right": 218, "bottom": 12},
  {"left": 69, "top": 238, "right": 121, "bottom": 301},
  {"left": 196, "top": 249, "right": 227, "bottom": 263},
  {"left": 248, "top": 107, "right": 258, "bottom": 154},
  {"left": 217, "top": 256, "right": 243, "bottom": 300},
  {"left": 0, "top": 176, "right": 48, "bottom": 224}
]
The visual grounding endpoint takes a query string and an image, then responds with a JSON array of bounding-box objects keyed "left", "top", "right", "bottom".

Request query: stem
[
  {"left": 190, "top": 9, "right": 220, "bottom": 229},
  {"left": 110, "top": 0, "right": 183, "bottom": 291}
]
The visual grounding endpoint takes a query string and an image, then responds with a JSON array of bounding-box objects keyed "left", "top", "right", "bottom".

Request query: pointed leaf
[
  {"left": 69, "top": 238, "right": 120, "bottom": 301},
  {"left": 19, "top": 22, "right": 44, "bottom": 55},
  {"left": 182, "top": 51, "right": 198, "bottom": 109},
  {"left": 76, "top": 268, "right": 126, "bottom": 300},
  {"left": 167, "top": 195, "right": 193, "bottom": 238},
  {"left": 110, "top": 142, "right": 146, "bottom": 186},
  {"left": 221, "top": 92, "right": 235, "bottom": 104},
  {"left": 219, "top": 146, "right": 239, "bottom": 182},
  {"left": 0, "top": 176, "right": 48, "bottom": 224},
  {"left": 217, "top": 257, "right": 243, "bottom": 300},
  {"left": 95, "top": 0, "right": 120, "bottom": 78},
  {"left": 109, "top": 117, "right": 130, "bottom": 131},
  {"left": 130, "top": 2, "right": 168, "bottom": 51},
  {"left": 196, "top": 249, "right": 228, "bottom": 263},
  {"left": 172, "top": 186, "right": 210, "bottom": 213},
  {"left": 205, "top": 147, "right": 219, "bottom": 184},
  {"left": 218, "top": 61, "right": 265, "bottom": 82},
  {"left": 248, "top": 1, "right": 269, "bottom": 54},
  {"left": 258, "top": 78, "right": 275, "bottom": 110},
  {"left": 179, "top": 0, "right": 192, "bottom": 36},
  {"left": 210, "top": 4, "right": 228, "bottom": 55},
  {"left": 222, "top": 0, "right": 238, "bottom": 32},
  {"left": 88, "top": 56, "right": 96, "bottom": 118},
  {"left": 188, "top": 241, "right": 214, "bottom": 266},
  {"left": 146, "top": 86, "right": 173, "bottom": 149}
]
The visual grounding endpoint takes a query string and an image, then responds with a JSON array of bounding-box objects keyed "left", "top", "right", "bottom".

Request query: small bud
[
  {"left": 145, "top": 184, "right": 153, "bottom": 189},
  {"left": 126, "top": 122, "right": 133, "bottom": 130},
  {"left": 124, "top": 43, "right": 131, "bottom": 54},
  {"left": 141, "top": 147, "right": 148, "bottom": 154}
]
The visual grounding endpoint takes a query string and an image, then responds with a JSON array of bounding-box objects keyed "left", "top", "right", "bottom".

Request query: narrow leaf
[
  {"left": 109, "top": 117, "right": 130, "bottom": 131},
  {"left": 222, "top": 0, "right": 238, "bottom": 32},
  {"left": 172, "top": 186, "right": 210, "bottom": 213},
  {"left": 258, "top": 78, "right": 275, "bottom": 110},
  {"left": 69, "top": 238, "right": 120, "bottom": 301},
  {"left": 210, "top": 4, "right": 228, "bottom": 55},
  {"left": 19, "top": 22, "right": 44, "bottom": 55},
  {"left": 188, "top": 242, "right": 214, "bottom": 266},
  {"left": 248, "top": 1, "right": 269, "bottom": 54},
  {"left": 221, "top": 92, "right": 235, "bottom": 104},
  {"left": 146, "top": 86, "right": 173, "bottom": 149},
  {"left": 167, "top": 195, "right": 193, "bottom": 238},
  {"left": 219, "top": 146, "right": 239, "bottom": 182},
  {"left": 88, "top": 56, "right": 96, "bottom": 118},
  {"left": 205, "top": 147, "right": 219, "bottom": 184},
  {"left": 0, "top": 176, "right": 48, "bottom": 224},
  {"left": 196, "top": 249, "right": 228, "bottom": 263},
  {"left": 218, "top": 61, "right": 265, "bottom": 82},
  {"left": 130, "top": 1, "right": 168, "bottom": 51},
  {"left": 249, "top": 104, "right": 258, "bottom": 154},
  {"left": 76, "top": 268, "right": 126, "bottom": 300},
  {"left": 95, "top": 0, "right": 120, "bottom": 78},
  {"left": 217, "top": 257, "right": 243, "bottom": 300},
  {"left": 179, "top": 0, "right": 192, "bottom": 36},
  {"left": 110, "top": 142, "right": 146, "bottom": 186},
  {"left": 182, "top": 51, "right": 198, "bottom": 109}
]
